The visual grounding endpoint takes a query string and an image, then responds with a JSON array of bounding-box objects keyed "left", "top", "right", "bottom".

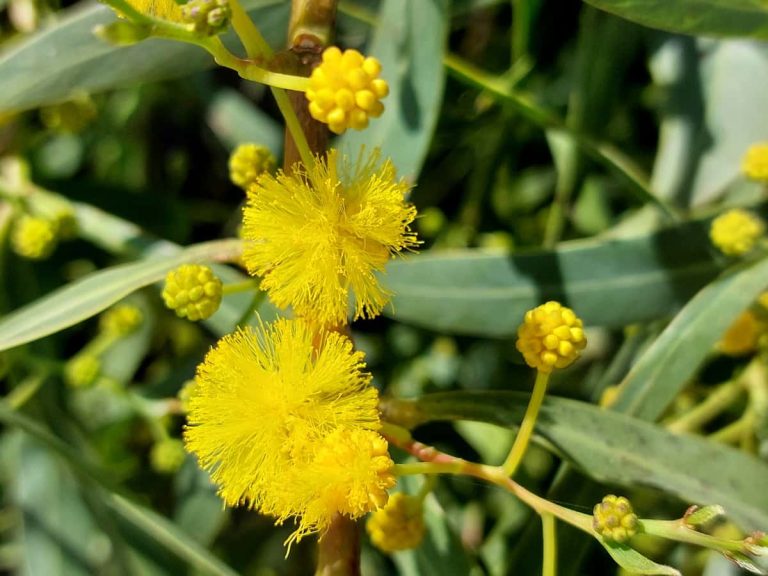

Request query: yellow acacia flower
[
  {"left": 242, "top": 149, "right": 418, "bottom": 328},
  {"left": 742, "top": 143, "right": 768, "bottom": 182},
  {"left": 593, "top": 495, "right": 639, "bottom": 543},
  {"left": 11, "top": 215, "right": 58, "bottom": 260},
  {"left": 228, "top": 143, "right": 276, "bottom": 190},
  {"left": 184, "top": 318, "right": 394, "bottom": 544},
  {"left": 306, "top": 47, "right": 389, "bottom": 134},
  {"left": 516, "top": 301, "right": 586, "bottom": 373},
  {"left": 710, "top": 209, "right": 765, "bottom": 256}
]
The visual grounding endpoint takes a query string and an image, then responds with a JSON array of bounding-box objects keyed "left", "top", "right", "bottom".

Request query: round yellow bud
[
  {"left": 366, "top": 492, "right": 426, "bottom": 553},
  {"left": 228, "top": 143, "right": 276, "bottom": 190},
  {"left": 64, "top": 355, "right": 101, "bottom": 388},
  {"left": 710, "top": 209, "right": 765, "bottom": 256},
  {"left": 306, "top": 47, "right": 389, "bottom": 135},
  {"left": 742, "top": 143, "right": 768, "bottom": 182},
  {"left": 162, "top": 264, "right": 223, "bottom": 321},
  {"left": 150, "top": 438, "right": 186, "bottom": 474},
  {"left": 12, "top": 215, "right": 58, "bottom": 260},
  {"left": 516, "top": 301, "right": 586, "bottom": 373},
  {"left": 718, "top": 310, "right": 763, "bottom": 357},
  {"left": 100, "top": 304, "right": 143, "bottom": 336},
  {"left": 593, "top": 495, "right": 639, "bottom": 543},
  {"left": 181, "top": 0, "right": 231, "bottom": 35}
]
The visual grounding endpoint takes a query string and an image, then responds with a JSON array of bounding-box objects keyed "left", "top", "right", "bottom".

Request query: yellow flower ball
[
  {"left": 64, "top": 355, "right": 101, "bottom": 389},
  {"left": 710, "top": 209, "right": 765, "bottom": 256},
  {"left": 366, "top": 492, "right": 426, "bottom": 553},
  {"left": 100, "top": 304, "right": 143, "bottom": 336},
  {"left": 306, "top": 46, "right": 389, "bottom": 134},
  {"left": 12, "top": 215, "right": 58, "bottom": 260},
  {"left": 742, "top": 142, "right": 768, "bottom": 182},
  {"left": 162, "top": 264, "right": 223, "bottom": 321},
  {"left": 228, "top": 143, "right": 276, "bottom": 190},
  {"left": 516, "top": 301, "right": 586, "bottom": 373},
  {"left": 593, "top": 495, "right": 639, "bottom": 543}
]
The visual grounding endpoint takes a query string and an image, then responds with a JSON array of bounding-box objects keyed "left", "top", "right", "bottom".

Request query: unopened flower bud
[
  {"left": 12, "top": 215, "right": 58, "bottom": 260},
  {"left": 100, "top": 304, "right": 143, "bottom": 336},
  {"left": 593, "top": 495, "right": 639, "bottom": 543},
  {"left": 366, "top": 492, "right": 425, "bottom": 552},
  {"left": 516, "top": 301, "right": 586, "bottom": 373},
  {"left": 150, "top": 438, "right": 186, "bottom": 474},
  {"left": 710, "top": 209, "right": 765, "bottom": 256},
  {"left": 742, "top": 143, "right": 768, "bottom": 182},
  {"left": 228, "top": 143, "right": 276, "bottom": 190},
  {"left": 306, "top": 47, "right": 389, "bottom": 135},
  {"left": 64, "top": 355, "right": 101, "bottom": 388},
  {"left": 181, "top": 0, "right": 230, "bottom": 36},
  {"left": 162, "top": 264, "right": 223, "bottom": 321}
]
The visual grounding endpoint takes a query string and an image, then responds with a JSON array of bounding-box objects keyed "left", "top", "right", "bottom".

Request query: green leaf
[
  {"left": 0, "top": 402, "right": 239, "bottom": 576},
  {"left": 384, "top": 391, "right": 768, "bottom": 531},
  {"left": 650, "top": 38, "right": 768, "bottom": 207},
  {"left": 0, "top": 0, "right": 289, "bottom": 112},
  {"left": 206, "top": 88, "right": 283, "bottom": 156},
  {"left": 339, "top": 0, "right": 450, "bottom": 179},
  {"left": 612, "top": 254, "right": 768, "bottom": 421},
  {"left": 600, "top": 541, "right": 681, "bottom": 576},
  {"left": 583, "top": 0, "right": 768, "bottom": 39},
  {"left": 0, "top": 238, "right": 241, "bottom": 352},
  {"left": 385, "top": 218, "right": 722, "bottom": 336}
]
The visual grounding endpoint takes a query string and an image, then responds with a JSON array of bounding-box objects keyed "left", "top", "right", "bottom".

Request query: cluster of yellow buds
[
  {"left": 162, "top": 264, "right": 223, "bottom": 321},
  {"left": 11, "top": 215, "right": 59, "bottom": 260},
  {"left": 64, "top": 354, "right": 101, "bottom": 388},
  {"left": 306, "top": 47, "right": 389, "bottom": 134},
  {"left": 366, "top": 492, "right": 426, "bottom": 552},
  {"left": 710, "top": 209, "right": 765, "bottom": 256},
  {"left": 228, "top": 143, "right": 276, "bottom": 190},
  {"left": 593, "top": 495, "right": 639, "bottom": 543},
  {"left": 516, "top": 301, "right": 587, "bottom": 373},
  {"left": 181, "top": 0, "right": 230, "bottom": 36},
  {"left": 100, "top": 304, "right": 143, "bottom": 336}
]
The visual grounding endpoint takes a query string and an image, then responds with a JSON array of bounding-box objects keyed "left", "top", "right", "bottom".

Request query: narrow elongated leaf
[
  {"left": 0, "top": 0, "right": 289, "bottom": 112},
  {"left": 339, "top": 0, "right": 450, "bottom": 179},
  {"left": 612, "top": 254, "right": 768, "bottom": 421},
  {"left": 584, "top": 0, "right": 768, "bottom": 39},
  {"left": 0, "top": 238, "right": 241, "bottom": 352},
  {"left": 600, "top": 541, "right": 681, "bottom": 576},
  {"left": 384, "top": 392, "right": 768, "bottom": 531},
  {"left": 0, "top": 402, "right": 239, "bottom": 576},
  {"left": 385, "top": 219, "right": 722, "bottom": 336}
]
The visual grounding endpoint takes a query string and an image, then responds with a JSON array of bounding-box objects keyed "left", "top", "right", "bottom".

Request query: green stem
[
  {"left": 708, "top": 414, "right": 753, "bottom": 444},
  {"left": 643, "top": 519, "right": 747, "bottom": 554},
  {"left": 272, "top": 88, "right": 315, "bottom": 168},
  {"left": 392, "top": 460, "right": 593, "bottom": 533},
  {"left": 665, "top": 379, "right": 744, "bottom": 433},
  {"left": 502, "top": 370, "right": 550, "bottom": 476},
  {"left": 5, "top": 372, "right": 47, "bottom": 410},
  {"left": 416, "top": 474, "right": 436, "bottom": 502},
  {"left": 221, "top": 279, "right": 259, "bottom": 296},
  {"left": 542, "top": 513, "right": 557, "bottom": 576},
  {"left": 228, "top": 0, "right": 272, "bottom": 58}
]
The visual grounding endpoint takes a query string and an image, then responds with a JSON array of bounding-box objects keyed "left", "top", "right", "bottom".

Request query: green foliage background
[{"left": 0, "top": 0, "right": 767, "bottom": 574}]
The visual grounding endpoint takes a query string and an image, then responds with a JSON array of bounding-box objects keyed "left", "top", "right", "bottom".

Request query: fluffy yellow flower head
[
  {"left": 184, "top": 318, "right": 394, "bottom": 544},
  {"left": 366, "top": 492, "right": 426, "bottom": 552},
  {"left": 710, "top": 209, "right": 765, "bottom": 256},
  {"left": 242, "top": 149, "right": 418, "bottom": 328},
  {"left": 742, "top": 143, "right": 768, "bottom": 181},
  {"left": 306, "top": 47, "right": 389, "bottom": 134},
  {"left": 516, "top": 301, "right": 586, "bottom": 373}
]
